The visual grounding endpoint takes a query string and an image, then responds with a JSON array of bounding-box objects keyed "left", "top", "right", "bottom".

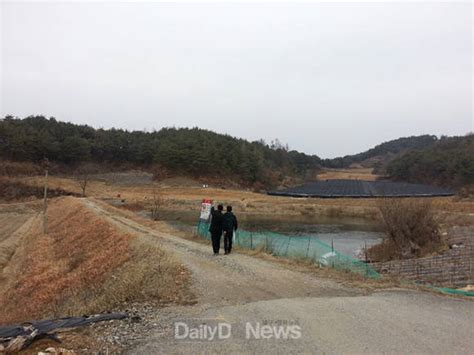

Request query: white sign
[{"left": 200, "top": 199, "right": 213, "bottom": 220}]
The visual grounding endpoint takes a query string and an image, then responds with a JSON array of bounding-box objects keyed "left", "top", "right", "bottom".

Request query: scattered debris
[
  {"left": 38, "top": 346, "right": 76, "bottom": 355},
  {"left": 0, "top": 313, "right": 127, "bottom": 352}
]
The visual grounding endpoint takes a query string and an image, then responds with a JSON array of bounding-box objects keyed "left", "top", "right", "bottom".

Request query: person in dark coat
[
  {"left": 222, "top": 205, "right": 238, "bottom": 255},
  {"left": 209, "top": 204, "right": 224, "bottom": 255}
]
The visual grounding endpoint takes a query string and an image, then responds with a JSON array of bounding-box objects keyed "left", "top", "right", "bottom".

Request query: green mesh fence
[
  {"left": 197, "top": 220, "right": 380, "bottom": 279},
  {"left": 431, "top": 286, "right": 474, "bottom": 297}
]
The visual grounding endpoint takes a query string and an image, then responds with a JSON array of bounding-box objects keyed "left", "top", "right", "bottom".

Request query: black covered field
[{"left": 268, "top": 179, "right": 454, "bottom": 198}]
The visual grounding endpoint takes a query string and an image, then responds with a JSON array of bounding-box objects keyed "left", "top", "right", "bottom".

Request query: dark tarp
[
  {"left": 0, "top": 313, "right": 128, "bottom": 339},
  {"left": 268, "top": 179, "right": 454, "bottom": 198}
]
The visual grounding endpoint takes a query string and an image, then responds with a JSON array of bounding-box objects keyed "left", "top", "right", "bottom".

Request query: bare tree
[
  {"left": 74, "top": 164, "right": 97, "bottom": 197},
  {"left": 150, "top": 188, "right": 163, "bottom": 221},
  {"left": 376, "top": 198, "right": 442, "bottom": 259}
]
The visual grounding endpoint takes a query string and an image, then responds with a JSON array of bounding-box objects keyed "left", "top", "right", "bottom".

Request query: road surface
[{"left": 84, "top": 199, "right": 474, "bottom": 354}]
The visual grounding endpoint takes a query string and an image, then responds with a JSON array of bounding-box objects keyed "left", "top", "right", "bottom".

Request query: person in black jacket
[
  {"left": 222, "top": 205, "right": 238, "bottom": 255},
  {"left": 209, "top": 204, "right": 224, "bottom": 255}
]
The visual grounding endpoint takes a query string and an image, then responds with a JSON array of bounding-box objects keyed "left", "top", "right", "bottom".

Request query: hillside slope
[
  {"left": 386, "top": 134, "right": 474, "bottom": 188},
  {"left": 2, "top": 116, "right": 471, "bottom": 189},
  {"left": 0, "top": 116, "right": 321, "bottom": 187},
  {"left": 323, "top": 135, "right": 438, "bottom": 169}
]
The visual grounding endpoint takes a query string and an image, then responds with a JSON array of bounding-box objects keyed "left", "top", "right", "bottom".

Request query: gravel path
[{"left": 83, "top": 199, "right": 474, "bottom": 354}]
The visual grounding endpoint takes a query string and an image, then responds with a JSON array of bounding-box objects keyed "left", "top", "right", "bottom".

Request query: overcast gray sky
[{"left": 1, "top": 1, "right": 472, "bottom": 158}]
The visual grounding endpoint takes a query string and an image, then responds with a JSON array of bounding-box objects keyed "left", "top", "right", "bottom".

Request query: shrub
[
  {"left": 369, "top": 198, "right": 443, "bottom": 261},
  {"left": 0, "top": 160, "right": 42, "bottom": 176},
  {"left": 0, "top": 177, "right": 79, "bottom": 201}
]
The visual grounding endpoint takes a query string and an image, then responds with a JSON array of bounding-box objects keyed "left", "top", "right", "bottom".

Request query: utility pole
[{"left": 42, "top": 164, "right": 49, "bottom": 234}]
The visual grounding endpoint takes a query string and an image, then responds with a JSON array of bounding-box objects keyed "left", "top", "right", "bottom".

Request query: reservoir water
[{"left": 157, "top": 210, "right": 384, "bottom": 258}]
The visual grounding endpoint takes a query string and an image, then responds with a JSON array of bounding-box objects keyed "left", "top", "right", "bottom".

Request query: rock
[{"left": 38, "top": 347, "right": 76, "bottom": 354}]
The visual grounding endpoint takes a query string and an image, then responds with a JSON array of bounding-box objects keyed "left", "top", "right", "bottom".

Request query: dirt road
[
  {"left": 0, "top": 203, "right": 37, "bottom": 272},
  {"left": 84, "top": 200, "right": 474, "bottom": 354}
]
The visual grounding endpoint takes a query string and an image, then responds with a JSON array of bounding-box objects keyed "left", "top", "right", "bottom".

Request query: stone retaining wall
[{"left": 371, "top": 226, "right": 473, "bottom": 287}]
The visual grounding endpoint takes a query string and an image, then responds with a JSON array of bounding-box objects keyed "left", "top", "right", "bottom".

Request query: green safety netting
[
  {"left": 197, "top": 220, "right": 380, "bottom": 279},
  {"left": 431, "top": 286, "right": 474, "bottom": 297}
]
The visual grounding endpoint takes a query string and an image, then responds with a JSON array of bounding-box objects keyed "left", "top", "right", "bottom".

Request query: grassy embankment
[{"left": 0, "top": 197, "right": 193, "bottom": 325}]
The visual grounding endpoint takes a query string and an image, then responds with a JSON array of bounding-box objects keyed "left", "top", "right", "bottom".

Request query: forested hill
[
  {"left": 0, "top": 116, "right": 321, "bottom": 187},
  {"left": 2, "top": 116, "right": 471, "bottom": 189},
  {"left": 386, "top": 134, "right": 474, "bottom": 188},
  {"left": 323, "top": 135, "right": 438, "bottom": 169},
  {"left": 322, "top": 133, "right": 473, "bottom": 188}
]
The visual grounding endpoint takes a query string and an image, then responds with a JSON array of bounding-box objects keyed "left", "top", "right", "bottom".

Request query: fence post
[
  {"left": 470, "top": 245, "right": 472, "bottom": 283},
  {"left": 285, "top": 236, "right": 292, "bottom": 256},
  {"left": 365, "top": 241, "right": 369, "bottom": 277},
  {"left": 416, "top": 260, "right": 419, "bottom": 280},
  {"left": 306, "top": 236, "right": 311, "bottom": 258},
  {"left": 331, "top": 239, "right": 334, "bottom": 269},
  {"left": 451, "top": 257, "right": 455, "bottom": 286}
]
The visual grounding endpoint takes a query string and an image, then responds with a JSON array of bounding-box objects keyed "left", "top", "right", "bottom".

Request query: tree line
[
  {"left": 0, "top": 116, "right": 322, "bottom": 186},
  {"left": 2, "top": 116, "right": 471, "bottom": 189},
  {"left": 322, "top": 135, "right": 438, "bottom": 169},
  {"left": 385, "top": 134, "right": 474, "bottom": 188}
]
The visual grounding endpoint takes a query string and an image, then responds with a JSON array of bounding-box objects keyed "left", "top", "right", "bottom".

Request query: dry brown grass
[
  {"left": 12, "top": 174, "right": 474, "bottom": 225},
  {"left": 368, "top": 199, "right": 445, "bottom": 261},
  {"left": 14, "top": 176, "right": 114, "bottom": 198},
  {"left": 316, "top": 168, "right": 379, "bottom": 181},
  {"left": 0, "top": 214, "right": 36, "bottom": 279},
  {"left": 0, "top": 160, "right": 42, "bottom": 177},
  {"left": 0, "top": 177, "right": 80, "bottom": 202},
  {"left": 0, "top": 197, "right": 131, "bottom": 324},
  {"left": 0, "top": 196, "right": 192, "bottom": 325},
  {"left": 53, "top": 236, "right": 194, "bottom": 316}
]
